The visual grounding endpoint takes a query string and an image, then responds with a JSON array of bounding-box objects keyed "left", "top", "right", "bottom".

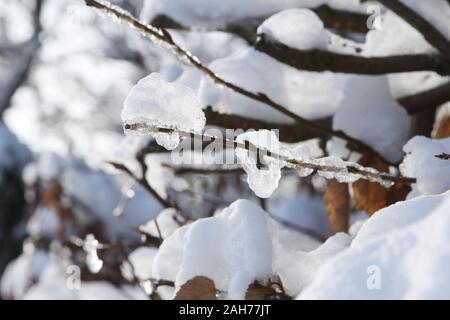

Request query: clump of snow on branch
[
  {"left": 400, "top": 136, "right": 450, "bottom": 197},
  {"left": 122, "top": 72, "right": 206, "bottom": 150},
  {"left": 152, "top": 199, "right": 351, "bottom": 298},
  {"left": 300, "top": 190, "right": 450, "bottom": 299},
  {"left": 257, "top": 9, "right": 328, "bottom": 51},
  {"left": 199, "top": 49, "right": 348, "bottom": 122}
]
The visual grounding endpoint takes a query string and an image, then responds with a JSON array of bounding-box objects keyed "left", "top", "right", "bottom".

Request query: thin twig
[
  {"left": 83, "top": 0, "right": 393, "bottom": 165},
  {"left": 108, "top": 161, "right": 172, "bottom": 208}
]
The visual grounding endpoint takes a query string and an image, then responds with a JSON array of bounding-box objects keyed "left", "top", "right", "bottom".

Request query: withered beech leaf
[
  {"left": 245, "top": 281, "right": 274, "bottom": 300},
  {"left": 174, "top": 276, "right": 216, "bottom": 300},
  {"left": 324, "top": 179, "right": 350, "bottom": 234},
  {"left": 353, "top": 153, "right": 409, "bottom": 216},
  {"left": 245, "top": 278, "right": 291, "bottom": 300},
  {"left": 433, "top": 114, "right": 450, "bottom": 139}
]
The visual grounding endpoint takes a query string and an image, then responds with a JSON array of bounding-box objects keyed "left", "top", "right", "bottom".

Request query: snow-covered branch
[
  {"left": 123, "top": 120, "right": 416, "bottom": 186},
  {"left": 255, "top": 34, "right": 450, "bottom": 76},
  {"left": 83, "top": 0, "right": 391, "bottom": 165},
  {"left": 377, "top": 0, "right": 450, "bottom": 56}
]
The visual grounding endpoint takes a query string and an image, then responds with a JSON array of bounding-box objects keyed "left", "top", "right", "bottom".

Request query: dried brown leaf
[
  {"left": 245, "top": 278, "right": 291, "bottom": 300},
  {"left": 433, "top": 114, "right": 450, "bottom": 139},
  {"left": 245, "top": 281, "right": 274, "bottom": 300},
  {"left": 353, "top": 153, "right": 409, "bottom": 216},
  {"left": 324, "top": 179, "right": 350, "bottom": 233},
  {"left": 174, "top": 276, "right": 216, "bottom": 300}
]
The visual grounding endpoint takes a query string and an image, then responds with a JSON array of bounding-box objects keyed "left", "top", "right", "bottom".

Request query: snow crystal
[
  {"left": 400, "top": 136, "right": 450, "bottom": 196},
  {"left": 122, "top": 72, "right": 206, "bottom": 150},
  {"left": 236, "top": 130, "right": 286, "bottom": 198},
  {"left": 198, "top": 48, "right": 348, "bottom": 123},
  {"left": 257, "top": 9, "right": 328, "bottom": 51},
  {"left": 300, "top": 191, "right": 450, "bottom": 299},
  {"left": 333, "top": 76, "right": 411, "bottom": 163}
]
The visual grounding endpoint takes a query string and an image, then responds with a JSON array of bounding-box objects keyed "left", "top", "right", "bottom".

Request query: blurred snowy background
[{"left": 0, "top": 0, "right": 449, "bottom": 300}]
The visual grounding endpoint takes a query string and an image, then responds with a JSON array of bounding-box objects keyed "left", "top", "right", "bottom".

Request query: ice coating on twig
[
  {"left": 122, "top": 73, "right": 206, "bottom": 150},
  {"left": 236, "top": 130, "right": 286, "bottom": 198}
]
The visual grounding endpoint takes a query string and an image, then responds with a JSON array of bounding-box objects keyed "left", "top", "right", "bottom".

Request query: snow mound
[
  {"left": 400, "top": 136, "right": 450, "bottom": 196},
  {"left": 122, "top": 73, "right": 206, "bottom": 150},
  {"left": 152, "top": 199, "right": 351, "bottom": 299},
  {"left": 299, "top": 190, "right": 450, "bottom": 299},
  {"left": 333, "top": 76, "right": 411, "bottom": 163}
]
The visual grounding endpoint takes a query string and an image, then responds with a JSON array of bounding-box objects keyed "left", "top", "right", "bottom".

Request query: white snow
[
  {"left": 300, "top": 190, "right": 450, "bottom": 299},
  {"left": 400, "top": 136, "right": 450, "bottom": 196},
  {"left": 333, "top": 76, "right": 411, "bottom": 163},
  {"left": 0, "top": 249, "right": 50, "bottom": 299},
  {"left": 122, "top": 72, "right": 206, "bottom": 150},
  {"left": 276, "top": 233, "right": 350, "bottom": 296},
  {"left": 139, "top": 208, "right": 180, "bottom": 239},
  {"left": 257, "top": 9, "right": 328, "bottom": 51},
  {"left": 82, "top": 234, "right": 103, "bottom": 274},
  {"left": 153, "top": 200, "right": 275, "bottom": 299},
  {"left": 257, "top": 8, "right": 363, "bottom": 55},
  {"left": 199, "top": 48, "right": 348, "bottom": 123},
  {"left": 153, "top": 199, "right": 351, "bottom": 299},
  {"left": 364, "top": 0, "right": 450, "bottom": 57},
  {"left": 363, "top": 1, "right": 450, "bottom": 100},
  {"left": 129, "top": 247, "right": 158, "bottom": 280}
]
